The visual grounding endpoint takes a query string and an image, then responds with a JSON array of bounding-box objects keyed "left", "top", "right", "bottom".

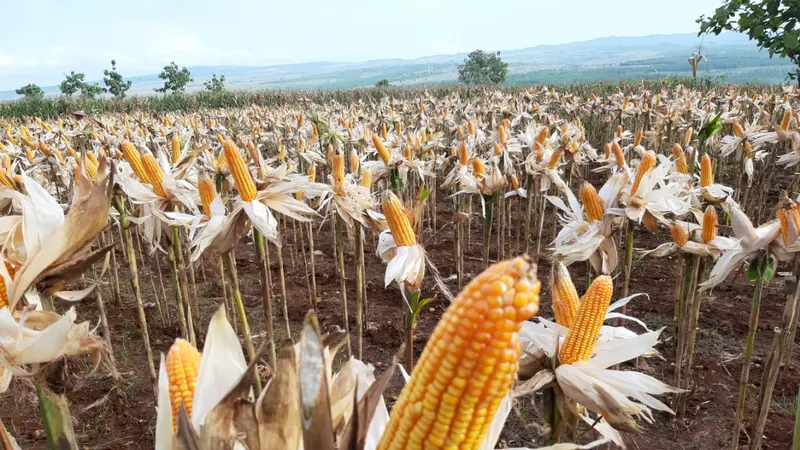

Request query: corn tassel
[
  {"left": 559, "top": 275, "right": 613, "bottom": 365},
  {"left": 377, "top": 257, "right": 540, "bottom": 450}
]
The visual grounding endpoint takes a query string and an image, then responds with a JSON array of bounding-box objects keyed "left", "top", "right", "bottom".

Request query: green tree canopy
[
  {"left": 59, "top": 72, "right": 86, "bottom": 96},
  {"left": 103, "top": 60, "right": 132, "bottom": 99},
  {"left": 156, "top": 62, "right": 193, "bottom": 94},
  {"left": 80, "top": 83, "right": 106, "bottom": 99},
  {"left": 375, "top": 79, "right": 390, "bottom": 88},
  {"left": 699, "top": 0, "right": 800, "bottom": 83},
  {"left": 457, "top": 50, "right": 509, "bottom": 85},
  {"left": 16, "top": 83, "right": 45, "bottom": 99},
  {"left": 203, "top": 74, "right": 226, "bottom": 92}
]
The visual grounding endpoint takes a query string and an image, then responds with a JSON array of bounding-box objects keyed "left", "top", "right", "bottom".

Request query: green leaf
[
  {"left": 419, "top": 188, "right": 432, "bottom": 202},
  {"left": 762, "top": 255, "right": 777, "bottom": 282},
  {"left": 747, "top": 259, "right": 760, "bottom": 282},
  {"left": 785, "top": 33, "right": 799, "bottom": 51}
]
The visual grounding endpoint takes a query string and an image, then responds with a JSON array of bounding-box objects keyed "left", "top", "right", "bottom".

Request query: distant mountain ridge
[{"left": 1, "top": 32, "right": 794, "bottom": 101}]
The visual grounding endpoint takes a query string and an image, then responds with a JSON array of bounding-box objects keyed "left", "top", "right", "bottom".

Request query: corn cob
[
  {"left": 579, "top": 183, "right": 604, "bottom": 222},
  {"left": 744, "top": 141, "right": 755, "bottom": 159},
  {"left": 171, "top": 133, "right": 181, "bottom": 165},
  {"left": 38, "top": 141, "right": 51, "bottom": 157},
  {"left": 360, "top": 169, "right": 373, "bottom": 190},
  {"left": 0, "top": 170, "right": 15, "bottom": 190},
  {"left": 472, "top": 158, "right": 486, "bottom": 178},
  {"left": 403, "top": 145, "right": 413, "bottom": 161},
  {"left": 511, "top": 174, "right": 519, "bottom": 191},
  {"left": 782, "top": 110, "right": 793, "bottom": 132},
  {"left": 603, "top": 142, "right": 611, "bottom": 159},
  {"left": 634, "top": 130, "right": 643, "bottom": 147},
  {"left": 670, "top": 223, "right": 689, "bottom": 248},
  {"left": 381, "top": 123, "right": 388, "bottom": 140},
  {"left": 142, "top": 152, "right": 166, "bottom": 198},
  {"left": 733, "top": 120, "right": 745, "bottom": 138},
  {"left": 551, "top": 262, "right": 580, "bottom": 328},
  {"left": 467, "top": 119, "right": 476, "bottom": 136},
  {"left": 373, "top": 134, "right": 391, "bottom": 166},
  {"left": 684, "top": 128, "right": 693, "bottom": 147},
  {"left": 615, "top": 125, "right": 623, "bottom": 139},
  {"left": 121, "top": 141, "right": 148, "bottom": 182},
  {"left": 632, "top": 151, "right": 656, "bottom": 195},
  {"left": 350, "top": 152, "right": 360, "bottom": 174},
  {"left": 198, "top": 173, "right": 217, "bottom": 217},
  {"left": 0, "top": 261, "right": 17, "bottom": 309},
  {"left": 612, "top": 141, "right": 625, "bottom": 167},
  {"left": 377, "top": 257, "right": 540, "bottom": 450},
  {"left": 332, "top": 148, "right": 345, "bottom": 194},
  {"left": 559, "top": 275, "right": 613, "bottom": 365},
  {"left": 672, "top": 144, "right": 688, "bottom": 175},
  {"left": 779, "top": 194, "right": 800, "bottom": 245},
  {"left": 700, "top": 154, "right": 713, "bottom": 187},
  {"left": 702, "top": 206, "right": 718, "bottom": 243},
  {"left": 498, "top": 126, "right": 507, "bottom": 146},
  {"left": 548, "top": 149, "right": 563, "bottom": 169},
  {"left": 223, "top": 139, "right": 257, "bottom": 202},
  {"left": 166, "top": 339, "right": 201, "bottom": 431},
  {"left": 383, "top": 192, "right": 416, "bottom": 247},
  {"left": 458, "top": 142, "right": 469, "bottom": 166}
]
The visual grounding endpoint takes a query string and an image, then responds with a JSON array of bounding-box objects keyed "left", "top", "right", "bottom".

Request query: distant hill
[{"left": 1, "top": 32, "right": 794, "bottom": 101}]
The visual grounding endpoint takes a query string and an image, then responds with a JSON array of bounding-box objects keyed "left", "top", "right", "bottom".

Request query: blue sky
[{"left": 0, "top": 0, "right": 723, "bottom": 90}]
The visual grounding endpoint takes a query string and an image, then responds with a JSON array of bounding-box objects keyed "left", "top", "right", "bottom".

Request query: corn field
[{"left": 1, "top": 83, "right": 800, "bottom": 449}]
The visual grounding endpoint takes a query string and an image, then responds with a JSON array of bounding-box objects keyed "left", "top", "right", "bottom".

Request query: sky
[{"left": 0, "top": 0, "right": 723, "bottom": 90}]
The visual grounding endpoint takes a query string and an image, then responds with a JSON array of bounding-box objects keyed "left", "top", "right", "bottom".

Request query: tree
[
  {"left": 80, "top": 83, "right": 106, "bottom": 99},
  {"left": 457, "top": 50, "right": 509, "bottom": 85},
  {"left": 699, "top": 1, "right": 800, "bottom": 84},
  {"left": 203, "top": 74, "right": 225, "bottom": 92},
  {"left": 103, "top": 60, "right": 132, "bottom": 99},
  {"left": 155, "top": 62, "right": 193, "bottom": 94},
  {"left": 15, "top": 83, "right": 44, "bottom": 99},
  {"left": 375, "top": 79, "right": 390, "bottom": 88},
  {"left": 59, "top": 71, "right": 86, "bottom": 96}
]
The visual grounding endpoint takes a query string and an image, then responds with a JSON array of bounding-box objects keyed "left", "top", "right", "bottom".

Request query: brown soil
[{"left": 2, "top": 198, "right": 799, "bottom": 450}]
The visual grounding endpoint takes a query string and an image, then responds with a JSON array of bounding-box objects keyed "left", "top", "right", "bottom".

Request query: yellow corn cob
[
  {"left": 395, "top": 122, "right": 402, "bottom": 136},
  {"left": 615, "top": 125, "right": 623, "bottom": 139},
  {"left": 733, "top": 120, "right": 745, "bottom": 138},
  {"left": 166, "top": 339, "right": 201, "bottom": 432},
  {"left": 632, "top": 151, "right": 656, "bottom": 195},
  {"left": 535, "top": 127, "right": 548, "bottom": 147},
  {"left": 493, "top": 143, "right": 502, "bottom": 156},
  {"left": 458, "top": 142, "right": 469, "bottom": 166},
  {"left": 86, "top": 151, "right": 99, "bottom": 167},
  {"left": 467, "top": 119, "right": 476, "bottom": 136},
  {"left": 350, "top": 152, "right": 360, "bottom": 174},
  {"left": 332, "top": 148, "right": 345, "bottom": 194},
  {"left": 744, "top": 141, "right": 755, "bottom": 159},
  {"left": 360, "top": 169, "right": 373, "bottom": 190},
  {"left": 223, "top": 139, "right": 257, "bottom": 202},
  {"left": 171, "top": 134, "right": 181, "bottom": 165},
  {"left": 38, "top": 141, "right": 51, "bottom": 157},
  {"left": 403, "top": 145, "right": 413, "bottom": 161},
  {"left": 121, "top": 141, "right": 149, "bottom": 182},
  {"left": 603, "top": 142, "right": 611, "bottom": 159},
  {"left": 700, "top": 154, "right": 713, "bottom": 187},
  {"left": 472, "top": 159, "right": 486, "bottom": 178},
  {"left": 511, "top": 174, "right": 519, "bottom": 191},
  {"left": 778, "top": 194, "right": 800, "bottom": 245},
  {"left": 24, "top": 147, "right": 35, "bottom": 164},
  {"left": 670, "top": 223, "right": 689, "bottom": 247},
  {"left": 498, "top": 126, "right": 507, "bottom": 146},
  {"left": 579, "top": 183, "right": 604, "bottom": 222},
  {"left": 559, "top": 275, "right": 613, "bottom": 365},
  {"left": 0, "top": 261, "right": 17, "bottom": 309},
  {"left": 782, "top": 110, "right": 793, "bottom": 132},
  {"left": 142, "top": 153, "right": 166, "bottom": 198},
  {"left": 383, "top": 192, "right": 416, "bottom": 247},
  {"left": 672, "top": 144, "right": 688, "bottom": 174},
  {"left": 377, "top": 257, "right": 540, "bottom": 450},
  {"left": 373, "top": 134, "right": 391, "bottom": 166},
  {"left": 548, "top": 149, "right": 563, "bottom": 169},
  {"left": 198, "top": 173, "right": 217, "bottom": 217},
  {"left": 612, "top": 141, "right": 625, "bottom": 167},
  {"left": 634, "top": 130, "right": 643, "bottom": 147},
  {"left": 278, "top": 142, "right": 286, "bottom": 161},
  {"left": 684, "top": 128, "right": 693, "bottom": 147},
  {"left": 702, "top": 206, "right": 718, "bottom": 243},
  {"left": 551, "top": 261, "right": 580, "bottom": 328},
  {"left": 381, "top": 123, "right": 388, "bottom": 140},
  {"left": 642, "top": 210, "right": 659, "bottom": 233},
  {"left": 0, "top": 170, "right": 15, "bottom": 190}
]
